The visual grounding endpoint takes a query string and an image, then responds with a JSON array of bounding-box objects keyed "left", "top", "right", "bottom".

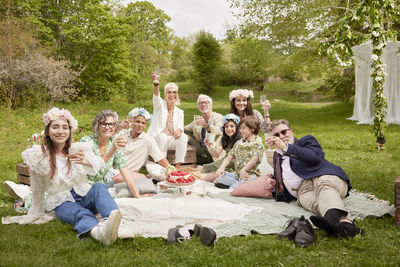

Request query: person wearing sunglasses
[{"left": 265, "top": 119, "right": 363, "bottom": 241}]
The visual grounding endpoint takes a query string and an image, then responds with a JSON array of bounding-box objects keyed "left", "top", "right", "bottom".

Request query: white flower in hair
[
  {"left": 229, "top": 89, "right": 254, "bottom": 101},
  {"left": 42, "top": 107, "right": 78, "bottom": 132},
  {"left": 129, "top": 107, "right": 152, "bottom": 121}
]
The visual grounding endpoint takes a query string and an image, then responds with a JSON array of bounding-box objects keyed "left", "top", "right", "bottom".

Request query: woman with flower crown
[
  {"left": 197, "top": 114, "right": 242, "bottom": 182},
  {"left": 229, "top": 89, "right": 271, "bottom": 132},
  {"left": 3, "top": 108, "right": 121, "bottom": 245}
]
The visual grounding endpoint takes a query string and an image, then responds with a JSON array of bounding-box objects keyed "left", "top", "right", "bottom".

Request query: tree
[
  {"left": 170, "top": 36, "right": 193, "bottom": 81},
  {"left": 319, "top": 0, "right": 400, "bottom": 149},
  {"left": 192, "top": 31, "right": 222, "bottom": 94}
]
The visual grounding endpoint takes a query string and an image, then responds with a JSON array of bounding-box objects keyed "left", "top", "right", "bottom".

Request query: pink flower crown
[
  {"left": 229, "top": 89, "right": 254, "bottom": 101},
  {"left": 42, "top": 107, "right": 78, "bottom": 132}
]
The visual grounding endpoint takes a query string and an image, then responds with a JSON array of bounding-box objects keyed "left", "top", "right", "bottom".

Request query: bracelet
[{"left": 209, "top": 147, "right": 214, "bottom": 151}]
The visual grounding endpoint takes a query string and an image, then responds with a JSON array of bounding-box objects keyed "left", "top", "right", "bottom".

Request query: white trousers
[
  {"left": 156, "top": 133, "right": 188, "bottom": 164},
  {"left": 145, "top": 161, "right": 166, "bottom": 181}
]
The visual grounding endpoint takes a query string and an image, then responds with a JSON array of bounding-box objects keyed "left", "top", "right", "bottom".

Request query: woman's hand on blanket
[
  {"left": 239, "top": 169, "right": 250, "bottom": 180},
  {"left": 138, "top": 193, "right": 155, "bottom": 198}
]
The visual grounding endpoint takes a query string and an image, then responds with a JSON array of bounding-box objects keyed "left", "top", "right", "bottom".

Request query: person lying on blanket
[
  {"left": 184, "top": 94, "right": 223, "bottom": 165},
  {"left": 265, "top": 119, "right": 363, "bottom": 238},
  {"left": 6, "top": 107, "right": 121, "bottom": 245},
  {"left": 114, "top": 107, "right": 175, "bottom": 183},
  {"left": 214, "top": 116, "right": 265, "bottom": 189}
]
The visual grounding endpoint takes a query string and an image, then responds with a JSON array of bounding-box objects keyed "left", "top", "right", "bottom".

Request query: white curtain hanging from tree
[{"left": 348, "top": 41, "right": 400, "bottom": 125}]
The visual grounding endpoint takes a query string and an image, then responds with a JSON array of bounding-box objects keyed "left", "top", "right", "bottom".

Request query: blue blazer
[{"left": 275, "top": 135, "right": 351, "bottom": 194}]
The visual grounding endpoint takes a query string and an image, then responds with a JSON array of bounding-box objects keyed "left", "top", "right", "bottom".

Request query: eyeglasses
[
  {"left": 198, "top": 101, "right": 210, "bottom": 106},
  {"left": 273, "top": 128, "right": 290, "bottom": 137},
  {"left": 100, "top": 122, "right": 116, "bottom": 129}
]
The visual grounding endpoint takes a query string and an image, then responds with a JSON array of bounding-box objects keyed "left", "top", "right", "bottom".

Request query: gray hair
[
  {"left": 92, "top": 110, "right": 120, "bottom": 137},
  {"left": 197, "top": 94, "right": 213, "bottom": 105},
  {"left": 164, "top": 82, "right": 179, "bottom": 94},
  {"left": 268, "top": 119, "right": 290, "bottom": 132}
]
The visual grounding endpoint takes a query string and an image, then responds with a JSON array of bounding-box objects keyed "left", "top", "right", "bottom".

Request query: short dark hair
[
  {"left": 239, "top": 116, "right": 260, "bottom": 135},
  {"left": 269, "top": 119, "right": 290, "bottom": 132}
]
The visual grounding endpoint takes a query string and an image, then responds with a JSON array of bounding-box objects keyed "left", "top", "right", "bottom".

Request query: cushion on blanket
[
  {"left": 115, "top": 178, "right": 157, "bottom": 198},
  {"left": 231, "top": 175, "right": 275, "bottom": 198}
]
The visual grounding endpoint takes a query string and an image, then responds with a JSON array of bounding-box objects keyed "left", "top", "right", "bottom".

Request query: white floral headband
[
  {"left": 229, "top": 89, "right": 254, "bottom": 101},
  {"left": 221, "top": 113, "right": 240, "bottom": 131},
  {"left": 129, "top": 107, "right": 152, "bottom": 121},
  {"left": 42, "top": 107, "right": 78, "bottom": 132}
]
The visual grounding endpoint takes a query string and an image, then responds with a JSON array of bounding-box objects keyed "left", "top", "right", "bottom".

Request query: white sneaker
[
  {"left": 91, "top": 209, "right": 121, "bottom": 245},
  {"left": 3, "top": 181, "right": 30, "bottom": 199}
]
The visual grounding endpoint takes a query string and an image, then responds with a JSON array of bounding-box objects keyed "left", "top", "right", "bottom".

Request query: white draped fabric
[{"left": 349, "top": 41, "right": 400, "bottom": 125}]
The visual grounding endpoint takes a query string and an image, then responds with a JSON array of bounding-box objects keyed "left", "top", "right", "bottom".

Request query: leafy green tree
[
  {"left": 192, "top": 31, "right": 222, "bottom": 94},
  {"left": 121, "top": 1, "right": 172, "bottom": 101},
  {"left": 170, "top": 36, "right": 193, "bottom": 81}
]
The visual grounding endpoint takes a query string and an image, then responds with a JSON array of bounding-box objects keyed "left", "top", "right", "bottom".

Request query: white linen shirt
[
  {"left": 276, "top": 149, "right": 303, "bottom": 198},
  {"left": 21, "top": 143, "right": 105, "bottom": 214},
  {"left": 120, "top": 130, "right": 164, "bottom": 172},
  {"left": 147, "top": 94, "right": 184, "bottom": 137}
]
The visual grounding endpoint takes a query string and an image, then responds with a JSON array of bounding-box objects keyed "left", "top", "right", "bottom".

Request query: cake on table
[{"left": 166, "top": 170, "right": 195, "bottom": 185}]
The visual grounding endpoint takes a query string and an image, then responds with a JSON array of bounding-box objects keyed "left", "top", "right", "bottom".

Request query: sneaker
[
  {"left": 91, "top": 209, "right": 121, "bottom": 245},
  {"left": 167, "top": 225, "right": 191, "bottom": 244},
  {"left": 198, "top": 226, "right": 217, "bottom": 246},
  {"left": 3, "top": 181, "right": 30, "bottom": 199}
]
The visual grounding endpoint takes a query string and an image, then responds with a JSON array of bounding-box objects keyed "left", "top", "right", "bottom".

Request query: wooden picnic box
[
  {"left": 166, "top": 145, "right": 197, "bottom": 167},
  {"left": 395, "top": 176, "right": 400, "bottom": 226},
  {"left": 17, "top": 163, "right": 31, "bottom": 185}
]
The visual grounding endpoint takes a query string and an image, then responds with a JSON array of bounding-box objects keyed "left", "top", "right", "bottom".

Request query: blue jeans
[
  {"left": 215, "top": 172, "right": 258, "bottom": 189},
  {"left": 55, "top": 183, "right": 118, "bottom": 238}
]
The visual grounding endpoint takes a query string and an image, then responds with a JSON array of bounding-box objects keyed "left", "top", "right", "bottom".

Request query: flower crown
[
  {"left": 221, "top": 113, "right": 240, "bottom": 131},
  {"left": 129, "top": 107, "right": 152, "bottom": 121},
  {"left": 42, "top": 107, "right": 78, "bottom": 132},
  {"left": 229, "top": 89, "right": 254, "bottom": 101}
]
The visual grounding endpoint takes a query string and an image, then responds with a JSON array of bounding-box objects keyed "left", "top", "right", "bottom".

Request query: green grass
[{"left": 1, "top": 80, "right": 400, "bottom": 266}]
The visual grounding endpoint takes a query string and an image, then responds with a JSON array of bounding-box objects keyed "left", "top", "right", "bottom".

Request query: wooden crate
[
  {"left": 166, "top": 145, "right": 197, "bottom": 166},
  {"left": 395, "top": 176, "right": 400, "bottom": 226},
  {"left": 17, "top": 163, "right": 31, "bottom": 185}
]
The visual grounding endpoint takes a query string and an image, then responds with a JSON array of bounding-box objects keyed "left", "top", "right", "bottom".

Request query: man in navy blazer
[{"left": 265, "top": 119, "right": 362, "bottom": 239}]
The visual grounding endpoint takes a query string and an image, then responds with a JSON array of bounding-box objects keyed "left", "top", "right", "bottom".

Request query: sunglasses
[{"left": 273, "top": 128, "right": 290, "bottom": 137}]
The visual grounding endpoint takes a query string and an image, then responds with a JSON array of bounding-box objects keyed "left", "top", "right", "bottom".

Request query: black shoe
[
  {"left": 198, "top": 226, "right": 217, "bottom": 246},
  {"left": 167, "top": 225, "right": 185, "bottom": 244},
  {"left": 334, "top": 222, "right": 364, "bottom": 239},
  {"left": 310, "top": 215, "right": 336, "bottom": 235},
  {"left": 215, "top": 183, "right": 230, "bottom": 189},
  {"left": 277, "top": 217, "right": 300, "bottom": 240},
  {"left": 194, "top": 224, "right": 203, "bottom": 237},
  {"left": 294, "top": 216, "right": 315, "bottom": 247}
]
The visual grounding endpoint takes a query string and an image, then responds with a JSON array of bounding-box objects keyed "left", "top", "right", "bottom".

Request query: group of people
[{"left": 2, "top": 74, "right": 363, "bottom": 246}]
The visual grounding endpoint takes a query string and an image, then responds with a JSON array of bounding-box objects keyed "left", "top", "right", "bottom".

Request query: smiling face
[
  {"left": 224, "top": 120, "right": 236, "bottom": 138},
  {"left": 48, "top": 119, "right": 70, "bottom": 146},
  {"left": 98, "top": 116, "right": 116, "bottom": 139},
  {"left": 239, "top": 123, "right": 254, "bottom": 140},
  {"left": 198, "top": 97, "right": 212, "bottom": 114},
  {"left": 165, "top": 86, "right": 179, "bottom": 105},
  {"left": 234, "top": 95, "right": 248, "bottom": 112},
  {"left": 131, "top": 115, "right": 147, "bottom": 136},
  {"left": 271, "top": 123, "right": 294, "bottom": 145}
]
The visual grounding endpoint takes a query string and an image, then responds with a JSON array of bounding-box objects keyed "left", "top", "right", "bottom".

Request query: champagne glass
[{"left": 152, "top": 69, "right": 161, "bottom": 85}]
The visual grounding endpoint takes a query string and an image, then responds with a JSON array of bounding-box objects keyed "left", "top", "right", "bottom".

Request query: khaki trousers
[{"left": 297, "top": 175, "right": 351, "bottom": 220}]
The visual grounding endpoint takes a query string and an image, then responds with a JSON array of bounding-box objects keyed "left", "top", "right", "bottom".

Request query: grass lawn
[{"left": 1, "top": 80, "right": 400, "bottom": 266}]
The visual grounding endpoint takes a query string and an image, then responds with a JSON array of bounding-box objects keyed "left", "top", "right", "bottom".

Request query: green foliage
[
  {"left": 169, "top": 36, "right": 194, "bottom": 82},
  {"left": 1, "top": 84, "right": 400, "bottom": 265},
  {"left": 324, "top": 68, "right": 355, "bottom": 102},
  {"left": 192, "top": 31, "right": 222, "bottom": 94}
]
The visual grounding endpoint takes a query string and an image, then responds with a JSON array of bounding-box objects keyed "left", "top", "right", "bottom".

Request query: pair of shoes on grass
[
  {"left": 168, "top": 224, "right": 217, "bottom": 246},
  {"left": 278, "top": 215, "right": 315, "bottom": 248}
]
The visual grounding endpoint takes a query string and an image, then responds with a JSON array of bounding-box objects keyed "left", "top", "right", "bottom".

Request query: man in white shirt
[{"left": 119, "top": 108, "right": 173, "bottom": 181}]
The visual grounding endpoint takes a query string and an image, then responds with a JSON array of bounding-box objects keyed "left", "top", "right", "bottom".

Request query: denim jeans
[
  {"left": 55, "top": 183, "right": 119, "bottom": 238},
  {"left": 215, "top": 172, "right": 258, "bottom": 189}
]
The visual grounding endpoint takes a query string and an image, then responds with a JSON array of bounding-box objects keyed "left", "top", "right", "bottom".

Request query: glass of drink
[
  {"left": 194, "top": 115, "right": 202, "bottom": 121},
  {"left": 68, "top": 143, "right": 79, "bottom": 157},
  {"left": 207, "top": 133, "right": 216, "bottom": 143}
]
